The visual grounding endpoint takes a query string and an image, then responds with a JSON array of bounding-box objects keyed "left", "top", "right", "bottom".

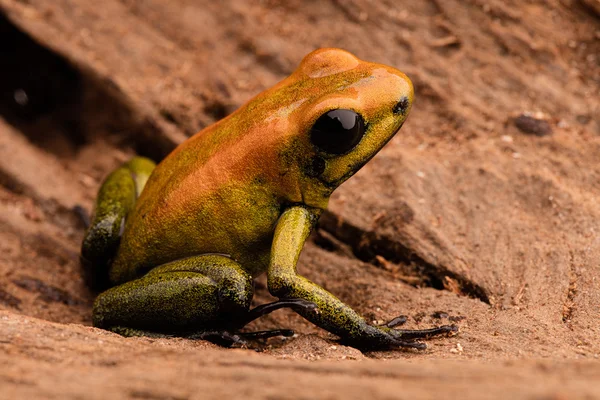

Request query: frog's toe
[
  {"left": 391, "top": 324, "right": 459, "bottom": 340},
  {"left": 239, "top": 329, "right": 295, "bottom": 340},
  {"left": 188, "top": 329, "right": 296, "bottom": 347},
  {"left": 357, "top": 331, "right": 428, "bottom": 350},
  {"left": 364, "top": 323, "right": 458, "bottom": 350},
  {"left": 381, "top": 315, "right": 408, "bottom": 328}
]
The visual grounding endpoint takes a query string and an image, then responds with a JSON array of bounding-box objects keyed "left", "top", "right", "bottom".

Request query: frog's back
[
  {"left": 109, "top": 114, "right": 291, "bottom": 283},
  {"left": 109, "top": 48, "right": 413, "bottom": 284},
  {"left": 109, "top": 64, "right": 312, "bottom": 283}
]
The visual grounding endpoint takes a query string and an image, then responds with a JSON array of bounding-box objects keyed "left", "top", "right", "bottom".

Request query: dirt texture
[{"left": 0, "top": 0, "right": 599, "bottom": 399}]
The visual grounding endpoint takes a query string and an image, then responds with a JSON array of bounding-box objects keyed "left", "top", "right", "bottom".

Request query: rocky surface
[{"left": 0, "top": 0, "right": 599, "bottom": 398}]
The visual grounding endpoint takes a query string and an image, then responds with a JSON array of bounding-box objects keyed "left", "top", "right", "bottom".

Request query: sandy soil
[{"left": 0, "top": 0, "right": 599, "bottom": 398}]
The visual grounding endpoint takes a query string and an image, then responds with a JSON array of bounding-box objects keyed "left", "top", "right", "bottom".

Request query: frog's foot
[
  {"left": 187, "top": 329, "right": 295, "bottom": 347},
  {"left": 375, "top": 324, "right": 458, "bottom": 350},
  {"left": 239, "top": 329, "right": 295, "bottom": 340},
  {"left": 202, "top": 299, "right": 316, "bottom": 347},
  {"left": 391, "top": 324, "right": 458, "bottom": 340},
  {"left": 235, "top": 298, "right": 317, "bottom": 327},
  {"left": 339, "top": 321, "right": 458, "bottom": 351},
  {"left": 202, "top": 299, "right": 317, "bottom": 347},
  {"left": 376, "top": 315, "right": 458, "bottom": 348},
  {"left": 381, "top": 315, "right": 408, "bottom": 328},
  {"left": 190, "top": 299, "right": 315, "bottom": 347},
  {"left": 107, "top": 326, "right": 294, "bottom": 347}
]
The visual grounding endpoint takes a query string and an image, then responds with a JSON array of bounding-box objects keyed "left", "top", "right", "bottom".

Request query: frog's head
[{"left": 278, "top": 48, "right": 414, "bottom": 209}]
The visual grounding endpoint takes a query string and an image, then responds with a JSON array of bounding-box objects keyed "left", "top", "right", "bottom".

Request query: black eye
[{"left": 310, "top": 109, "right": 365, "bottom": 155}]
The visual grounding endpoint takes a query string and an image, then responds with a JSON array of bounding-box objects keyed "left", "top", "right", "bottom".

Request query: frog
[{"left": 81, "top": 48, "right": 456, "bottom": 350}]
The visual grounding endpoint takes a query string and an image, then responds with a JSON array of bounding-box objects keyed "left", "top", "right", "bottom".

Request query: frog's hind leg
[
  {"left": 93, "top": 254, "right": 316, "bottom": 346},
  {"left": 93, "top": 254, "right": 253, "bottom": 336},
  {"left": 81, "top": 157, "right": 156, "bottom": 291}
]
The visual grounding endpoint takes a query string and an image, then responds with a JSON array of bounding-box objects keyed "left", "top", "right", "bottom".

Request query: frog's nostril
[{"left": 393, "top": 97, "right": 410, "bottom": 115}]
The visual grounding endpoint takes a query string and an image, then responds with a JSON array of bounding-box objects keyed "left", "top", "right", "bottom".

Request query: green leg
[
  {"left": 268, "top": 206, "right": 457, "bottom": 350},
  {"left": 81, "top": 157, "right": 156, "bottom": 290},
  {"left": 93, "top": 254, "right": 316, "bottom": 345},
  {"left": 93, "top": 254, "right": 254, "bottom": 334}
]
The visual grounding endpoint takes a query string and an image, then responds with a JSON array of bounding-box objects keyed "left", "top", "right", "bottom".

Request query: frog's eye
[{"left": 310, "top": 109, "right": 365, "bottom": 155}]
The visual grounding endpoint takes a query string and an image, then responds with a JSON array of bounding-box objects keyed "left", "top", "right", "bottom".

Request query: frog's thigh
[{"left": 93, "top": 255, "right": 253, "bottom": 333}]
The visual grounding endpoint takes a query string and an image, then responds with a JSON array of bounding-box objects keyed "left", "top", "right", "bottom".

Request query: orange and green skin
[{"left": 83, "top": 48, "right": 416, "bottom": 349}]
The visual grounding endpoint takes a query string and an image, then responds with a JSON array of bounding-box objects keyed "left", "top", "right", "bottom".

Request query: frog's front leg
[
  {"left": 267, "top": 206, "right": 457, "bottom": 350},
  {"left": 81, "top": 157, "right": 156, "bottom": 290},
  {"left": 93, "top": 254, "right": 315, "bottom": 345}
]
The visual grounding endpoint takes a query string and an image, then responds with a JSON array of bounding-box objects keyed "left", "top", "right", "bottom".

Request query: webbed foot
[
  {"left": 341, "top": 315, "right": 459, "bottom": 350},
  {"left": 187, "top": 329, "right": 296, "bottom": 347},
  {"left": 186, "top": 299, "right": 316, "bottom": 347},
  {"left": 375, "top": 317, "right": 459, "bottom": 350}
]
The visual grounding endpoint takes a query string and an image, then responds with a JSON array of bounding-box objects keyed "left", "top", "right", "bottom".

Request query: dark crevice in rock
[
  {"left": 0, "top": 168, "right": 26, "bottom": 195},
  {"left": 0, "top": 13, "right": 84, "bottom": 156},
  {"left": 317, "top": 210, "right": 490, "bottom": 304},
  {"left": 0, "top": 12, "right": 177, "bottom": 162},
  {"left": 0, "top": 286, "right": 22, "bottom": 310}
]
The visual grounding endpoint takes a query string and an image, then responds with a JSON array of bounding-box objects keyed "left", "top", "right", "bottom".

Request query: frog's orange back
[{"left": 109, "top": 48, "right": 413, "bottom": 283}]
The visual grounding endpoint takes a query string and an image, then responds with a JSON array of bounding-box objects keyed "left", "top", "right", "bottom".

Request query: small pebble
[
  {"left": 514, "top": 114, "right": 552, "bottom": 136},
  {"left": 450, "top": 343, "right": 463, "bottom": 353}
]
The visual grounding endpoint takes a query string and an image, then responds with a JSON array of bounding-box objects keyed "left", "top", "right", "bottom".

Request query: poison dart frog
[{"left": 82, "top": 48, "right": 456, "bottom": 350}]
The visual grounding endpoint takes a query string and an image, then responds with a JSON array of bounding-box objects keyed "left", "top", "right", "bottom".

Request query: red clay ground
[{"left": 0, "top": 0, "right": 599, "bottom": 398}]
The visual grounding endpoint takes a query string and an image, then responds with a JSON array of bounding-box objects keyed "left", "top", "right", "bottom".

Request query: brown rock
[{"left": 0, "top": 0, "right": 599, "bottom": 398}]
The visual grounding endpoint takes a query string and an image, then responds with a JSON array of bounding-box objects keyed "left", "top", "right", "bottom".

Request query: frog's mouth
[{"left": 299, "top": 179, "right": 332, "bottom": 211}]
